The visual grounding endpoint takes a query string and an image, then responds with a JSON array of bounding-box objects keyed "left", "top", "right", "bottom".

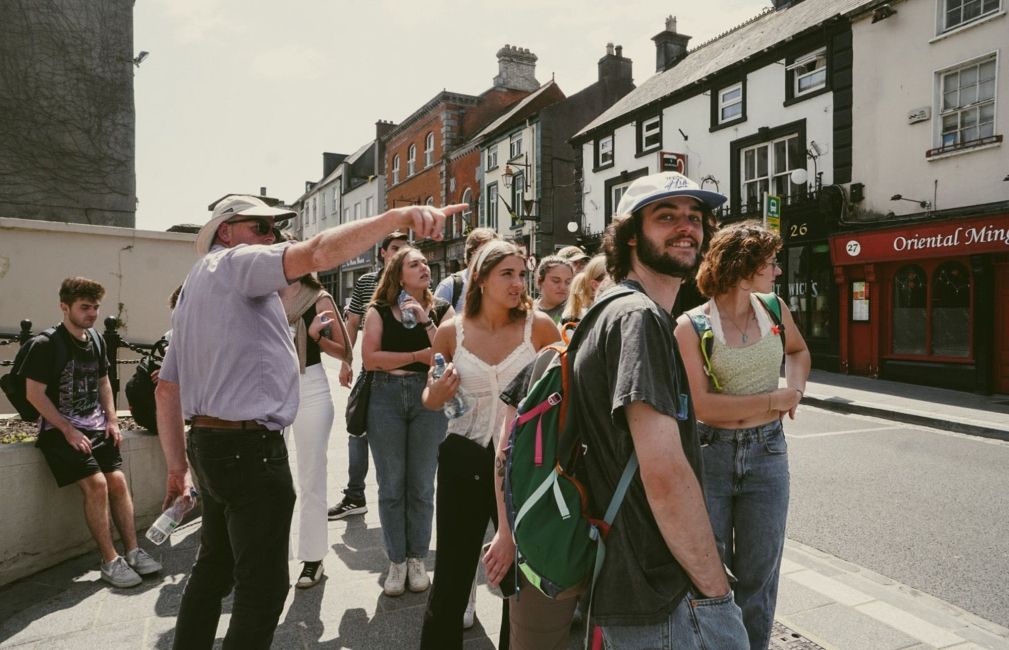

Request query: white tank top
[{"left": 447, "top": 312, "right": 537, "bottom": 447}]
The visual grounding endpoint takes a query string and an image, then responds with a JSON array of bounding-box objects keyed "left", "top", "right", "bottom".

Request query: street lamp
[
  {"left": 502, "top": 154, "right": 532, "bottom": 190},
  {"left": 890, "top": 194, "right": 931, "bottom": 209}
]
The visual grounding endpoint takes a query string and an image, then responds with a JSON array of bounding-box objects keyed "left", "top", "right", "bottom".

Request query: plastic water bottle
[
  {"left": 433, "top": 353, "right": 469, "bottom": 419},
  {"left": 398, "top": 290, "right": 417, "bottom": 329},
  {"left": 146, "top": 488, "right": 198, "bottom": 545}
]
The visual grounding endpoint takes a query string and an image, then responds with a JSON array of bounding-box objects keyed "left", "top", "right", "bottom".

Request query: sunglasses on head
[{"left": 227, "top": 217, "right": 273, "bottom": 235}]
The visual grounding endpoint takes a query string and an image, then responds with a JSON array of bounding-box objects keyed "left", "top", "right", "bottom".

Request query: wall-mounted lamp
[
  {"left": 890, "top": 194, "right": 931, "bottom": 209},
  {"left": 699, "top": 175, "right": 720, "bottom": 192},
  {"left": 871, "top": 4, "right": 897, "bottom": 23},
  {"left": 502, "top": 154, "right": 532, "bottom": 190}
]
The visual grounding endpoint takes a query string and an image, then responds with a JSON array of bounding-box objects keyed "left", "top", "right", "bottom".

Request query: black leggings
[{"left": 420, "top": 434, "right": 510, "bottom": 649}]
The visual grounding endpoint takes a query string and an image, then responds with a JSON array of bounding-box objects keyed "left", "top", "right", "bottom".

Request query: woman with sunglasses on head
[
  {"left": 533, "top": 256, "right": 574, "bottom": 325},
  {"left": 362, "top": 246, "right": 454, "bottom": 598},
  {"left": 561, "top": 254, "right": 609, "bottom": 326},
  {"left": 673, "top": 220, "right": 810, "bottom": 650},
  {"left": 279, "top": 269, "right": 351, "bottom": 589},
  {"left": 420, "top": 240, "right": 561, "bottom": 649}
]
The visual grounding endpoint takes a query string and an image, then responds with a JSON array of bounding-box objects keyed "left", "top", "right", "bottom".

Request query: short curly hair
[
  {"left": 59, "top": 277, "right": 105, "bottom": 306},
  {"left": 602, "top": 203, "right": 718, "bottom": 283},
  {"left": 695, "top": 220, "right": 781, "bottom": 297}
]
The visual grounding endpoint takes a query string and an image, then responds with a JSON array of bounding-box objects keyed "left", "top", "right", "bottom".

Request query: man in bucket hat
[{"left": 156, "top": 194, "right": 465, "bottom": 649}]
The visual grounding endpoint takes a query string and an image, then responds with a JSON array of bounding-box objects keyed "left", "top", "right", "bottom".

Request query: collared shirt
[{"left": 159, "top": 243, "right": 296, "bottom": 430}]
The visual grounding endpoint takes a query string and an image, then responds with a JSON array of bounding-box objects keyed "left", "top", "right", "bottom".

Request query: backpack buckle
[{"left": 547, "top": 392, "right": 561, "bottom": 406}]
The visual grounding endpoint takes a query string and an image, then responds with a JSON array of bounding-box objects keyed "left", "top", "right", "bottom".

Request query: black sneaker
[
  {"left": 328, "top": 498, "right": 367, "bottom": 520},
  {"left": 296, "top": 561, "right": 325, "bottom": 589}
]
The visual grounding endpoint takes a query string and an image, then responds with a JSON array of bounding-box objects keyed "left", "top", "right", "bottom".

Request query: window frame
[
  {"left": 788, "top": 48, "right": 828, "bottom": 98},
  {"left": 509, "top": 131, "right": 524, "bottom": 160},
  {"left": 637, "top": 115, "right": 662, "bottom": 155},
  {"left": 738, "top": 133, "right": 805, "bottom": 213},
  {"left": 424, "top": 132, "right": 435, "bottom": 167},
  {"left": 595, "top": 134, "right": 614, "bottom": 170},
  {"left": 931, "top": 53, "right": 998, "bottom": 156},
  {"left": 485, "top": 182, "right": 499, "bottom": 230},
  {"left": 392, "top": 155, "right": 400, "bottom": 185},
  {"left": 407, "top": 144, "right": 417, "bottom": 176},
  {"left": 939, "top": 0, "right": 1002, "bottom": 32},
  {"left": 886, "top": 258, "right": 974, "bottom": 361},
  {"left": 510, "top": 172, "right": 525, "bottom": 229},
  {"left": 717, "top": 82, "right": 745, "bottom": 126},
  {"left": 458, "top": 187, "right": 473, "bottom": 238},
  {"left": 485, "top": 145, "right": 499, "bottom": 171}
]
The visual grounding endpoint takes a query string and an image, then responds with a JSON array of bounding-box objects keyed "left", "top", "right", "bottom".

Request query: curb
[{"left": 802, "top": 396, "right": 1009, "bottom": 442}]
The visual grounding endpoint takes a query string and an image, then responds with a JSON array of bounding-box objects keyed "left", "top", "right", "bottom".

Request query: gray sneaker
[
  {"left": 126, "top": 547, "right": 162, "bottom": 576},
  {"left": 101, "top": 556, "right": 142, "bottom": 588}
]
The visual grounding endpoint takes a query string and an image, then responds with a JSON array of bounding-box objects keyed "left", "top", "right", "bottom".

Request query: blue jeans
[
  {"left": 343, "top": 434, "right": 369, "bottom": 502},
  {"left": 601, "top": 590, "right": 748, "bottom": 649},
  {"left": 174, "top": 428, "right": 296, "bottom": 650},
  {"left": 699, "top": 419, "right": 790, "bottom": 650},
  {"left": 366, "top": 372, "right": 446, "bottom": 563}
]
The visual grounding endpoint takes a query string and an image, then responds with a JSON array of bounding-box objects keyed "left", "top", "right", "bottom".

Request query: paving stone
[
  {"left": 785, "top": 602, "right": 922, "bottom": 650},
  {"left": 776, "top": 577, "right": 835, "bottom": 616}
]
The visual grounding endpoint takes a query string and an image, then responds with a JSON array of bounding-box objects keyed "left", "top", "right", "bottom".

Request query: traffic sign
[{"left": 526, "top": 255, "right": 537, "bottom": 271}]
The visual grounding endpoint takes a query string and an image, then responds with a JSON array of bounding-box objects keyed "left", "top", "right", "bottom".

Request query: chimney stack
[
  {"left": 598, "top": 42, "right": 633, "bottom": 83},
  {"left": 652, "top": 15, "right": 691, "bottom": 73},
  {"left": 260, "top": 186, "right": 267, "bottom": 197},
  {"left": 493, "top": 45, "right": 540, "bottom": 92}
]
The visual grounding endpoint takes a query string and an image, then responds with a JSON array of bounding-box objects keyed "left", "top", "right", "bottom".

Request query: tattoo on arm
[{"left": 496, "top": 455, "right": 505, "bottom": 477}]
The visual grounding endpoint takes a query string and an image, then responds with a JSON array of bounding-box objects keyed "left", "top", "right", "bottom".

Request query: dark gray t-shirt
[{"left": 571, "top": 282, "right": 701, "bottom": 626}]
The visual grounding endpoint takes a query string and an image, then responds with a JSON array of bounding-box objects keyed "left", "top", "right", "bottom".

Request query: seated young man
[{"left": 24, "top": 277, "right": 162, "bottom": 588}]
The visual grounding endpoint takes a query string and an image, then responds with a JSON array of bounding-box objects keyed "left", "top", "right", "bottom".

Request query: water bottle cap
[{"left": 434, "top": 352, "right": 446, "bottom": 365}]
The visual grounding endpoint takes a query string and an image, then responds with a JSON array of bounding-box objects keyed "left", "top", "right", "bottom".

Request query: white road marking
[
  {"left": 855, "top": 600, "right": 965, "bottom": 647},
  {"left": 787, "top": 425, "right": 901, "bottom": 439},
  {"left": 786, "top": 569, "right": 874, "bottom": 606}
]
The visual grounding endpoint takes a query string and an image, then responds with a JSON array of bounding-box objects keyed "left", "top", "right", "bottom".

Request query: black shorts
[{"left": 36, "top": 428, "right": 124, "bottom": 487}]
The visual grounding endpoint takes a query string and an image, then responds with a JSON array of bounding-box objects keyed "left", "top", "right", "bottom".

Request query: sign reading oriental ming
[{"left": 829, "top": 214, "right": 1009, "bottom": 266}]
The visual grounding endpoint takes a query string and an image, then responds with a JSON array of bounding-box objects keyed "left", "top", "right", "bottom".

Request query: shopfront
[
  {"left": 829, "top": 212, "right": 1009, "bottom": 394},
  {"left": 777, "top": 205, "right": 839, "bottom": 371},
  {"left": 337, "top": 249, "right": 375, "bottom": 310}
]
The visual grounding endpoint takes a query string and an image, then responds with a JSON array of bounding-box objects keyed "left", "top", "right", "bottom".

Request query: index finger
[{"left": 438, "top": 203, "right": 469, "bottom": 216}]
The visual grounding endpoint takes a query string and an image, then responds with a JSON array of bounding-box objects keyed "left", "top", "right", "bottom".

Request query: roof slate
[{"left": 574, "top": 0, "right": 873, "bottom": 140}]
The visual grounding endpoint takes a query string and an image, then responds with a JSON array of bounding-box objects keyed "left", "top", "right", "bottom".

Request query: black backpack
[
  {"left": 125, "top": 335, "right": 169, "bottom": 434},
  {"left": 450, "top": 271, "right": 465, "bottom": 308},
  {"left": 0, "top": 326, "right": 100, "bottom": 422}
]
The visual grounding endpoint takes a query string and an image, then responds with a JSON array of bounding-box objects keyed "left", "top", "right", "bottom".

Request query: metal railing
[{"left": 1, "top": 317, "right": 159, "bottom": 407}]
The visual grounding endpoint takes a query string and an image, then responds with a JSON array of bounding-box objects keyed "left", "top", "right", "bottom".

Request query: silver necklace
[{"left": 722, "top": 305, "right": 755, "bottom": 343}]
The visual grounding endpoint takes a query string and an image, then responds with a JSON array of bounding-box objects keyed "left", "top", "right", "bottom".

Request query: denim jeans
[
  {"left": 343, "top": 433, "right": 369, "bottom": 502},
  {"left": 173, "top": 427, "right": 297, "bottom": 650},
  {"left": 601, "top": 590, "right": 748, "bottom": 649},
  {"left": 366, "top": 372, "right": 446, "bottom": 563},
  {"left": 699, "top": 419, "right": 790, "bottom": 650}
]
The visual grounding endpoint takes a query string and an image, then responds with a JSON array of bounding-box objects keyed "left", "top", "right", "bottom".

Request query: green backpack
[
  {"left": 687, "top": 292, "right": 785, "bottom": 391},
  {"left": 504, "top": 285, "right": 639, "bottom": 604}
]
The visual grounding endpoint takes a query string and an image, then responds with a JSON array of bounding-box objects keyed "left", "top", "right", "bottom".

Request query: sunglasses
[{"left": 227, "top": 217, "right": 273, "bottom": 236}]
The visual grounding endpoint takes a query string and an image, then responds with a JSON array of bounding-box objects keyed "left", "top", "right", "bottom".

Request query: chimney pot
[
  {"left": 615, "top": 45, "right": 623, "bottom": 57},
  {"left": 606, "top": 42, "right": 614, "bottom": 55}
]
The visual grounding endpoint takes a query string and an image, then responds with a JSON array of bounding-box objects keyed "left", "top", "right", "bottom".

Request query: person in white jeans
[{"left": 281, "top": 272, "right": 351, "bottom": 588}]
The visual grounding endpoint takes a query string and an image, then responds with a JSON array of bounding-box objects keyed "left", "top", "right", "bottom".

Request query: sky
[{"left": 133, "top": 0, "right": 771, "bottom": 231}]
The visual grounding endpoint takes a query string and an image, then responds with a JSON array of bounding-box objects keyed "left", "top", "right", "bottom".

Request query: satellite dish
[{"left": 790, "top": 168, "right": 808, "bottom": 186}]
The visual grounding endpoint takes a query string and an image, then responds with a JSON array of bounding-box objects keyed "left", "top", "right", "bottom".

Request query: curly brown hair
[
  {"left": 59, "top": 277, "right": 105, "bottom": 306},
  {"left": 695, "top": 220, "right": 782, "bottom": 297},
  {"left": 602, "top": 203, "right": 718, "bottom": 283}
]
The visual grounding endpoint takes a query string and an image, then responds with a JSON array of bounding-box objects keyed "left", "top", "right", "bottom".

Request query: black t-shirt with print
[{"left": 23, "top": 325, "right": 108, "bottom": 432}]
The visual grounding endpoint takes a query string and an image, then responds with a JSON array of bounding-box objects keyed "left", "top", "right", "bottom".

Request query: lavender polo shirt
[{"left": 159, "top": 243, "right": 297, "bottom": 430}]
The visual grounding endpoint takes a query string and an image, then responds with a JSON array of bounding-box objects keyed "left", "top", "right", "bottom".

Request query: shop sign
[
  {"left": 764, "top": 194, "right": 781, "bottom": 233},
  {"left": 830, "top": 213, "right": 1009, "bottom": 265},
  {"left": 341, "top": 249, "right": 374, "bottom": 269},
  {"left": 658, "top": 151, "right": 687, "bottom": 175}
]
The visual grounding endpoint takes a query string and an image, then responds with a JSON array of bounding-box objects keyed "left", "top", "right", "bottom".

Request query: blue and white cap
[{"left": 615, "top": 172, "right": 727, "bottom": 217}]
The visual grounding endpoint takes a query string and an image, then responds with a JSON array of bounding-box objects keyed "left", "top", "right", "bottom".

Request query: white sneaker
[
  {"left": 125, "top": 547, "right": 162, "bottom": 576},
  {"left": 407, "top": 557, "right": 430, "bottom": 593},
  {"left": 463, "top": 578, "right": 477, "bottom": 629},
  {"left": 100, "top": 556, "right": 142, "bottom": 588},
  {"left": 384, "top": 561, "right": 407, "bottom": 597}
]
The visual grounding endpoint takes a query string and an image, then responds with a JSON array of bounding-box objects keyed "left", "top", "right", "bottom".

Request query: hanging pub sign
[
  {"left": 830, "top": 213, "right": 1009, "bottom": 265},
  {"left": 658, "top": 151, "right": 687, "bottom": 175}
]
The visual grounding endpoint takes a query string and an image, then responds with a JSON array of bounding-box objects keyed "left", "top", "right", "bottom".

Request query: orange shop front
[{"left": 829, "top": 213, "right": 1009, "bottom": 394}]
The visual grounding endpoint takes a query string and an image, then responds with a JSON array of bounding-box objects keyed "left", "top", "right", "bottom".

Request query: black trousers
[
  {"left": 420, "top": 434, "right": 510, "bottom": 649},
  {"left": 172, "top": 428, "right": 297, "bottom": 650}
]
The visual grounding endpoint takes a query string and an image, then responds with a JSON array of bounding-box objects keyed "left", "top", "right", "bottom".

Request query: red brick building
[{"left": 381, "top": 45, "right": 540, "bottom": 284}]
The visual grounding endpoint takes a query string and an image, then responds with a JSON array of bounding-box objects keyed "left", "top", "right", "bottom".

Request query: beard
[{"left": 636, "top": 231, "right": 700, "bottom": 278}]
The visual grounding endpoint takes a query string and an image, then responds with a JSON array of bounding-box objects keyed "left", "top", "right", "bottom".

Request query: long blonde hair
[{"left": 562, "top": 255, "right": 607, "bottom": 321}]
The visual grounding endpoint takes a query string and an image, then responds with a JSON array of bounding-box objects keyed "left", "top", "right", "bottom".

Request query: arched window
[
  {"left": 425, "top": 196, "right": 435, "bottom": 206},
  {"left": 408, "top": 145, "right": 417, "bottom": 176},
  {"left": 931, "top": 261, "right": 970, "bottom": 357},
  {"left": 424, "top": 132, "right": 435, "bottom": 167},
  {"left": 392, "top": 155, "right": 400, "bottom": 185},
  {"left": 892, "top": 265, "right": 927, "bottom": 354}
]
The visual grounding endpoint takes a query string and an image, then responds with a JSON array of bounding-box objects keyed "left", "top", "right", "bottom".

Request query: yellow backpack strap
[{"left": 688, "top": 312, "right": 722, "bottom": 392}]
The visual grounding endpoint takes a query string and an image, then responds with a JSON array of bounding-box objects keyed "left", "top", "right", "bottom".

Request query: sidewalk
[{"left": 1, "top": 363, "right": 1007, "bottom": 649}]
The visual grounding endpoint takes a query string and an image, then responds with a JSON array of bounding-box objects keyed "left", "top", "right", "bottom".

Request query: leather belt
[{"left": 191, "top": 416, "right": 270, "bottom": 431}]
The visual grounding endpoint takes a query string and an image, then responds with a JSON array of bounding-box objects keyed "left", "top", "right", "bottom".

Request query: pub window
[
  {"left": 892, "top": 262, "right": 971, "bottom": 357},
  {"left": 740, "top": 134, "right": 804, "bottom": 212}
]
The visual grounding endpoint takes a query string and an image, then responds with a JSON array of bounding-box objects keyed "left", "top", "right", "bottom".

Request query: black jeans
[
  {"left": 420, "top": 434, "right": 509, "bottom": 649},
  {"left": 173, "top": 428, "right": 297, "bottom": 650}
]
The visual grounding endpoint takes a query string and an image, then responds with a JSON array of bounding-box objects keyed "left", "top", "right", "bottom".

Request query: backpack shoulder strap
[
  {"left": 754, "top": 293, "right": 786, "bottom": 347},
  {"left": 686, "top": 309, "right": 722, "bottom": 392}
]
